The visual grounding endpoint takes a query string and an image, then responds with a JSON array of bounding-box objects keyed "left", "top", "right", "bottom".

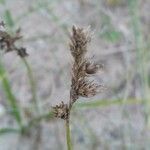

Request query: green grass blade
[
  {"left": 21, "top": 58, "right": 39, "bottom": 114},
  {"left": 75, "top": 98, "right": 140, "bottom": 108},
  {"left": 0, "top": 128, "right": 19, "bottom": 135},
  {"left": 3, "top": 9, "right": 14, "bottom": 28},
  {"left": 0, "top": 61, "right": 22, "bottom": 126},
  {"left": 128, "top": 0, "right": 149, "bottom": 125}
]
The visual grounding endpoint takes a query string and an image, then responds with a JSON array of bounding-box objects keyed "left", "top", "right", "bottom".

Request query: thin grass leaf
[
  {"left": 0, "top": 61, "right": 22, "bottom": 126},
  {"left": 3, "top": 10, "right": 14, "bottom": 28},
  {"left": 21, "top": 58, "right": 39, "bottom": 114},
  {"left": 75, "top": 98, "right": 140, "bottom": 108},
  {"left": 128, "top": 0, "right": 149, "bottom": 126},
  {"left": 0, "top": 128, "right": 19, "bottom": 135}
]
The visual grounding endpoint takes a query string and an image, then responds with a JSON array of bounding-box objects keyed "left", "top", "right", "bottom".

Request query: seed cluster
[
  {"left": 0, "top": 22, "right": 28, "bottom": 57},
  {"left": 53, "top": 26, "right": 104, "bottom": 120},
  {"left": 53, "top": 101, "right": 69, "bottom": 120}
]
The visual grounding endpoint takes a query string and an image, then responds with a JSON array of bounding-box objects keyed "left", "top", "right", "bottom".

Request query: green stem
[
  {"left": 75, "top": 98, "right": 140, "bottom": 108},
  {"left": 21, "top": 58, "right": 39, "bottom": 114},
  {"left": 0, "top": 128, "right": 19, "bottom": 135},
  {"left": 0, "top": 60, "right": 22, "bottom": 128},
  {"left": 66, "top": 119, "right": 72, "bottom": 150},
  {"left": 128, "top": 0, "right": 149, "bottom": 125}
]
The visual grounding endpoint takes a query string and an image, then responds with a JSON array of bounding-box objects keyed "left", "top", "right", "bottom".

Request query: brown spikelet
[
  {"left": 52, "top": 101, "right": 69, "bottom": 120},
  {"left": 69, "top": 25, "right": 91, "bottom": 60},
  {"left": 17, "top": 47, "right": 28, "bottom": 57},
  {"left": 69, "top": 26, "right": 104, "bottom": 108},
  {"left": 0, "top": 23, "right": 28, "bottom": 57},
  {"left": 53, "top": 25, "right": 105, "bottom": 120},
  {"left": 85, "top": 62, "right": 103, "bottom": 75}
]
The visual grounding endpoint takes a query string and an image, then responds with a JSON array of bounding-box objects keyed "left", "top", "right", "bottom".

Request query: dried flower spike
[
  {"left": 53, "top": 25, "right": 105, "bottom": 121},
  {"left": 52, "top": 101, "right": 69, "bottom": 120},
  {"left": 69, "top": 26, "right": 103, "bottom": 108},
  {"left": 69, "top": 25, "right": 91, "bottom": 60},
  {"left": 17, "top": 47, "right": 28, "bottom": 57},
  {"left": 0, "top": 22, "right": 28, "bottom": 57}
]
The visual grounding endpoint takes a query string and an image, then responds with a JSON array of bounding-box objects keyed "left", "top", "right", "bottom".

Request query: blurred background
[{"left": 0, "top": 0, "right": 150, "bottom": 149}]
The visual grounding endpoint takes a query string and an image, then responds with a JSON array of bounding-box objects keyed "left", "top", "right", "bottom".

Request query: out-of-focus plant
[{"left": 0, "top": 22, "right": 53, "bottom": 135}]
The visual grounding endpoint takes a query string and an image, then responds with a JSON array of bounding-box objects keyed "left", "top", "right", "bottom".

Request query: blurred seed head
[{"left": 0, "top": 22, "right": 28, "bottom": 57}]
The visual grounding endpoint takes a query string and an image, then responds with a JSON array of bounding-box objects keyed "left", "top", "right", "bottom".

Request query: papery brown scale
[
  {"left": 52, "top": 101, "right": 69, "bottom": 120},
  {"left": 0, "top": 27, "right": 28, "bottom": 57}
]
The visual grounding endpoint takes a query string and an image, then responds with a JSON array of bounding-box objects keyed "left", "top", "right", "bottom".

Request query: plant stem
[
  {"left": 128, "top": 0, "right": 149, "bottom": 125},
  {"left": 0, "top": 59, "right": 22, "bottom": 128},
  {"left": 65, "top": 118, "right": 72, "bottom": 150},
  {"left": 21, "top": 58, "right": 39, "bottom": 114},
  {"left": 0, "top": 128, "right": 19, "bottom": 135},
  {"left": 75, "top": 98, "right": 140, "bottom": 108}
]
